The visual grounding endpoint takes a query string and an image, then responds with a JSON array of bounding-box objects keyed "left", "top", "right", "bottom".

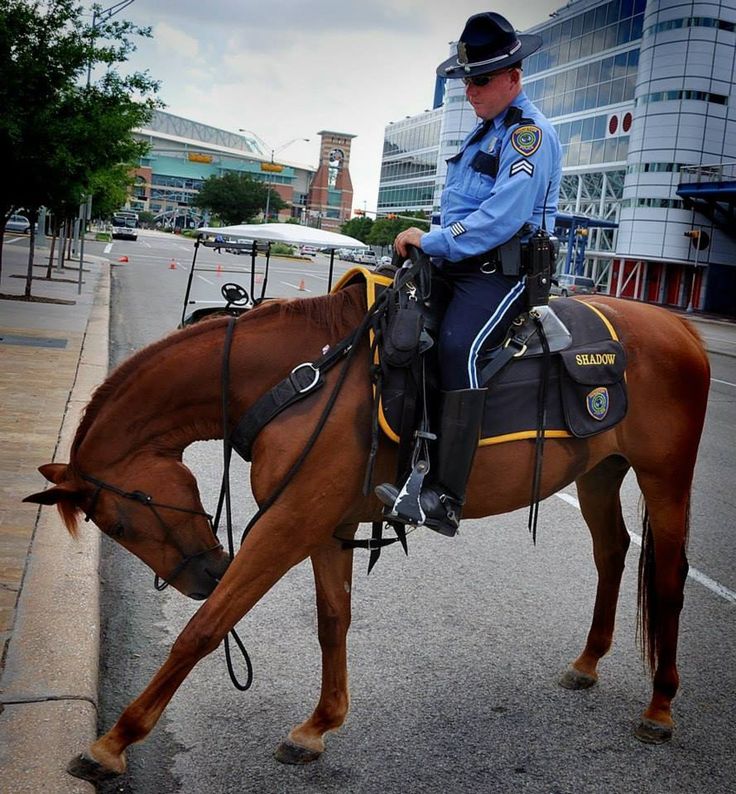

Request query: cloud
[{"left": 92, "top": 0, "right": 562, "bottom": 212}]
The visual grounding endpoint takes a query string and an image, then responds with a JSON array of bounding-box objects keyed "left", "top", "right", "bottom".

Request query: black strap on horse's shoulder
[{"left": 230, "top": 330, "right": 358, "bottom": 461}]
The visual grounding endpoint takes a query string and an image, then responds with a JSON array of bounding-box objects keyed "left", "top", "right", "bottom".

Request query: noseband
[{"left": 79, "top": 472, "right": 222, "bottom": 591}]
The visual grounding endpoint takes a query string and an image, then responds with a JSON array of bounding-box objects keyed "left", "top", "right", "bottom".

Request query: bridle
[{"left": 79, "top": 471, "right": 222, "bottom": 591}]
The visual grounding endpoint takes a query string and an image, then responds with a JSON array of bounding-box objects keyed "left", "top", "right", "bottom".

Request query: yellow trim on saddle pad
[
  {"left": 333, "top": 270, "right": 621, "bottom": 447},
  {"left": 331, "top": 267, "right": 399, "bottom": 442}
]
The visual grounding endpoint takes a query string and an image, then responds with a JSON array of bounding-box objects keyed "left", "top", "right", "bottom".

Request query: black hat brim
[{"left": 436, "top": 33, "right": 542, "bottom": 78}]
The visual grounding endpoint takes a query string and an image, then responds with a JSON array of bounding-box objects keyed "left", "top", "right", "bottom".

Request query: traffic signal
[
  {"left": 575, "top": 227, "right": 589, "bottom": 237},
  {"left": 354, "top": 209, "right": 365, "bottom": 216},
  {"left": 386, "top": 213, "right": 398, "bottom": 220}
]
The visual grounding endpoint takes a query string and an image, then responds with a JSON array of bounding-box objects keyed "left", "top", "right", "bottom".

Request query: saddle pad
[
  {"left": 379, "top": 297, "right": 627, "bottom": 445},
  {"left": 331, "top": 268, "right": 627, "bottom": 445}
]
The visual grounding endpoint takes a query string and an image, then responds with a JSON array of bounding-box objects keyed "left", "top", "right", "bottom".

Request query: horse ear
[
  {"left": 23, "top": 482, "right": 80, "bottom": 506},
  {"left": 39, "top": 462, "right": 69, "bottom": 484}
]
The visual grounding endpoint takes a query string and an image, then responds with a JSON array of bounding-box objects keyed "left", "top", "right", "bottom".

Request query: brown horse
[{"left": 25, "top": 284, "right": 710, "bottom": 782}]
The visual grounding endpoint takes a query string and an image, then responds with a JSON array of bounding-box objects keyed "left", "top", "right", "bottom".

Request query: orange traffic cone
[
  {"left": 215, "top": 264, "right": 223, "bottom": 277},
  {"left": 298, "top": 279, "right": 306, "bottom": 291},
  {"left": 169, "top": 259, "right": 177, "bottom": 270},
  {"left": 117, "top": 255, "right": 128, "bottom": 263}
]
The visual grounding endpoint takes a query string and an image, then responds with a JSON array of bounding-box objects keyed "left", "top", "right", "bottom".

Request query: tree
[
  {"left": 195, "top": 173, "right": 285, "bottom": 225},
  {"left": 0, "top": 0, "right": 159, "bottom": 293},
  {"left": 340, "top": 216, "right": 373, "bottom": 242}
]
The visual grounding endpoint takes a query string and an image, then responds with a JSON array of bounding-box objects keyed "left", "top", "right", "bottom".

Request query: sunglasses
[{"left": 463, "top": 69, "right": 513, "bottom": 87}]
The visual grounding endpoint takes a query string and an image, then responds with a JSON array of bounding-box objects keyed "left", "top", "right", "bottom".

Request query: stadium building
[
  {"left": 377, "top": 0, "right": 736, "bottom": 314},
  {"left": 128, "top": 111, "right": 356, "bottom": 231}
]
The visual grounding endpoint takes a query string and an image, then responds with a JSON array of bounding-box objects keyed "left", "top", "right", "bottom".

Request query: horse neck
[
  {"left": 75, "top": 288, "right": 366, "bottom": 470},
  {"left": 76, "top": 321, "right": 231, "bottom": 469}
]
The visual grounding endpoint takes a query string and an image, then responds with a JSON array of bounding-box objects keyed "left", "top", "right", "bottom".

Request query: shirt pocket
[{"left": 461, "top": 167, "right": 495, "bottom": 200}]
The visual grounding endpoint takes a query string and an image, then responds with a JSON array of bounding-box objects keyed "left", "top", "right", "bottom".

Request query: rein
[{"left": 79, "top": 472, "right": 222, "bottom": 591}]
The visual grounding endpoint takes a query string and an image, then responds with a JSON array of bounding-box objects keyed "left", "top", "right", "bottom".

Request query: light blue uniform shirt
[{"left": 421, "top": 91, "right": 562, "bottom": 263}]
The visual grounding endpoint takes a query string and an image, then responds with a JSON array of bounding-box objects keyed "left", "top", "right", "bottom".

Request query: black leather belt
[{"left": 445, "top": 249, "right": 500, "bottom": 275}]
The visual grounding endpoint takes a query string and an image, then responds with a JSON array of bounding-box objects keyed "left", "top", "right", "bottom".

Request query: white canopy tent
[{"left": 196, "top": 223, "right": 368, "bottom": 250}]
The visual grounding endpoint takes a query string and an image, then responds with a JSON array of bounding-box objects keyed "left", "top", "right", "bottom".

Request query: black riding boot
[{"left": 375, "top": 388, "right": 486, "bottom": 536}]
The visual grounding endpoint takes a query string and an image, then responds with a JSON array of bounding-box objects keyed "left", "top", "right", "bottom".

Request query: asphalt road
[{"left": 94, "top": 230, "right": 735, "bottom": 794}]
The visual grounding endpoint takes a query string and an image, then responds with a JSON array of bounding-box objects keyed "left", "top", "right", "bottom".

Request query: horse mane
[{"left": 70, "top": 285, "right": 367, "bottom": 460}]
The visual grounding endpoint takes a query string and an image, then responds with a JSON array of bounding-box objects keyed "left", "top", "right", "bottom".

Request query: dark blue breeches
[{"left": 438, "top": 269, "right": 527, "bottom": 390}]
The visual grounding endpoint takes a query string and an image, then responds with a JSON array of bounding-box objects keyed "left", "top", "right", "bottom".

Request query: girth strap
[{"left": 230, "top": 329, "right": 358, "bottom": 461}]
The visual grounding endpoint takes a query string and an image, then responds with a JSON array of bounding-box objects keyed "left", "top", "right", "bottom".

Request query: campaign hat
[{"left": 437, "top": 12, "right": 542, "bottom": 78}]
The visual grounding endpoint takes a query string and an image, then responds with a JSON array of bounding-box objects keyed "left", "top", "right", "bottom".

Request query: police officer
[{"left": 376, "top": 11, "right": 562, "bottom": 536}]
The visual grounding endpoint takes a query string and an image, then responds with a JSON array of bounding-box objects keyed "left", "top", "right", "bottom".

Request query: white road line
[
  {"left": 104, "top": 243, "right": 112, "bottom": 254},
  {"left": 711, "top": 377, "right": 736, "bottom": 387},
  {"left": 281, "top": 281, "right": 311, "bottom": 292},
  {"left": 555, "top": 492, "right": 736, "bottom": 604},
  {"left": 196, "top": 274, "right": 213, "bottom": 285},
  {"left": 701, "top": 334, "right": 736, "bottom": 347}
]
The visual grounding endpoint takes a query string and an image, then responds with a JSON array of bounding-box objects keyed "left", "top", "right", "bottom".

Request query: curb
[{"left": 0, "top": 260, "right": 109, "bottom": 792}]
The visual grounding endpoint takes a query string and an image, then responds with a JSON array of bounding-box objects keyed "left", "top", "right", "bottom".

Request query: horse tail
[{"left": 636, "top": 494, "right": 691, "bottom": 673}]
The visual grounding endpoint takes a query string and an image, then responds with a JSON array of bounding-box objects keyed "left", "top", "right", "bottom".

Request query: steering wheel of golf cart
[{"left": 221, "top": 282, "right": 249, "bottom": 306}]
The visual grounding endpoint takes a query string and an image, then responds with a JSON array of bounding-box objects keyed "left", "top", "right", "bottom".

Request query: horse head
[{"left": 24, "top": 459, "right": 230, "bottom": 601}]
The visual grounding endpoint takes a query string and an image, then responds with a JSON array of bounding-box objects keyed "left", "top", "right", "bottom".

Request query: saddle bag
[{"left": 558, "top": 340, "right": 627, "bottom": 437}]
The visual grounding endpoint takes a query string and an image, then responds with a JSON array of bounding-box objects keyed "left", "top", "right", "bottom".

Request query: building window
[{"left": 636, "top": 91, "right": 728, "bottom": 107}]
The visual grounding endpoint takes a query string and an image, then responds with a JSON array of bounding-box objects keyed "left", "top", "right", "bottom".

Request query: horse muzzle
[{"left": 185, "top": 548, "right": 231, "bottom": 600}]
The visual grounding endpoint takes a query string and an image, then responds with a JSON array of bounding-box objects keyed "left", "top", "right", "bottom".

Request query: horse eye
[{"left": 110, "top": 522, "right": 125, "bottom": 538}]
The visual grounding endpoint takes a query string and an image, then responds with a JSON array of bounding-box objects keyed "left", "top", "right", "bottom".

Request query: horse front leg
[
  {"left": 67, "top": 517, "right": 314, "bottom": 783},
  {"left": 275, "top": 525, "right": 356, "bottom": 764}
]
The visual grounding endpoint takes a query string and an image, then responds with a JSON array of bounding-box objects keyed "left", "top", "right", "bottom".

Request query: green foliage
[
  {"left": 340, "top": 216, "right": 374, "bottom": 242},
  {"left": 195, "top": 173, "right": 285, "bottom": 225},
  {"left": 271, "top": 243, "right": 295, "bottom": 255},
  {"left": 0, "top": 0, "right": 159, "bottom": 220}
]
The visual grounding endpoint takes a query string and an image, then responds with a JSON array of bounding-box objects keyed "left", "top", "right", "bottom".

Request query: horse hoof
[
  {"left": 66, "top": 752, "right": 122, "bottom": 782},
  {"left": 635, "top": 718, "right": 673, "bottom": 744},
  {"left": 558, "top": 665, "right": 598, "bottom": 690},
  {"left": 274, "top": 739, "right": 322, "bottom": 765}
]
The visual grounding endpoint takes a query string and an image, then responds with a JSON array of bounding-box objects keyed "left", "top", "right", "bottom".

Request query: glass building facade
[
  {"left": 377, "top": 0, "right": 736, "bottom": 314},
  {"left": 376, "top": 109, "right": 442, "bottom": 213}
]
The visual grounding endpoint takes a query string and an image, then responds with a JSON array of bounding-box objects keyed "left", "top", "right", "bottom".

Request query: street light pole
[
  {"left": 86, "top": 1, "right": 135, "bottom": 88},
  {"left": 239, "top": 131, "right": 309, "bottom": 221}
]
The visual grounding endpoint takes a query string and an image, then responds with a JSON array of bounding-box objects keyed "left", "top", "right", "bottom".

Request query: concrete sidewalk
[{"left": 0, "top": 242, "right": 109, "bottom": 792}]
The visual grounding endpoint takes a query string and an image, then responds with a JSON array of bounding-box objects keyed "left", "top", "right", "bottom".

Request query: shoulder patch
[{"left": 511, "top": 125, "right": 543, "bottom": 157}]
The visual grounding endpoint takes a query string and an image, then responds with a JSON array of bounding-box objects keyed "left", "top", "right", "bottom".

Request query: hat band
[{"left": 446, "top": 39, "right": 522, "bottom": 74}]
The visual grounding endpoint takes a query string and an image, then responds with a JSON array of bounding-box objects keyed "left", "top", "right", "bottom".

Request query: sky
[{"left": 85, "top": 0, "right": 563, "bottom": 213}]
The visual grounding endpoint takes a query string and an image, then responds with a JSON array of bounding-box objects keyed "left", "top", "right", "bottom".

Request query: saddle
[{"left": 331, "top": 266, "right": 628, "bottom": 446}]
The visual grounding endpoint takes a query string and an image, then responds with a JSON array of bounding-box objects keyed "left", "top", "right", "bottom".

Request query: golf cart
[{"left": 181, "top": 223, "right": 368, "bottom": 327}]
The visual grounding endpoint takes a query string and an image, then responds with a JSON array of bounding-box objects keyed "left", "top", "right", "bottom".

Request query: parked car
[
  {"left": 551, "top": 273, "right": 597, "bottom": 297},
  {"left": 354, "top": 250, "right": 377, "bottom": 265},
  {"left": 380, "top": 255, "right": 393, "bottom": 266},
  {"left": 299, "top": 245, "right": 318, "bottom": 257},
  {"left": 6, "top": 214, "right": 31, "bottom": 233}
]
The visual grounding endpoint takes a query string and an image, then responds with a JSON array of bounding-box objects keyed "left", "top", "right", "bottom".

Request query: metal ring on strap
[{"left": 290, "top": 362, "right": 320, "bottom": 393}]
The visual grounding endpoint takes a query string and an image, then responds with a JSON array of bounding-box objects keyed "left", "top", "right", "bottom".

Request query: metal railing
[{"left": 679, "top": 162, "right": 736, "bottom": 184}]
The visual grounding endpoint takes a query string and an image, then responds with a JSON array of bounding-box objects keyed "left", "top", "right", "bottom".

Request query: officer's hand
[{"left": 393, "top": 227, "right": 424, "bottom": 257}]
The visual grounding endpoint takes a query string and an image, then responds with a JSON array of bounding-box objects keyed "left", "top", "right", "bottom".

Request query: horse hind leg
[
  {"left": 632, "top": 471, "right": 691, "bottom": 744},
  {"left": 275, "top": 525, "right": 356, "bottom": 765},
  {"left": 560, "top": 455, "right": 631, "bottom": 691}
]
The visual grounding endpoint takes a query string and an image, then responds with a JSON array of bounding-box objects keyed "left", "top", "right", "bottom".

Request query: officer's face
[{"left": 465, "top": 68, "right": 521, "bottom": 120}]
